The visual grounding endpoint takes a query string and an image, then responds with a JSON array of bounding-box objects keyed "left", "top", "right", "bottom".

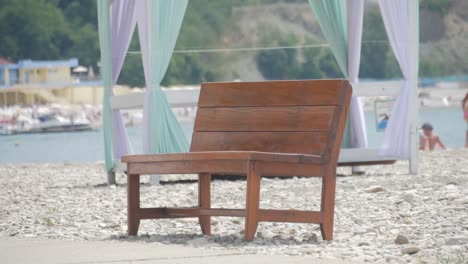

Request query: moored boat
[{"left": 0, "top": 113, "right": 94, "bottom": 135}]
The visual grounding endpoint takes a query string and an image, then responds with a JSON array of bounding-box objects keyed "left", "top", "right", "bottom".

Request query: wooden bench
[{"left": 122, "top": 79, "right": 352, "bottom": 241}]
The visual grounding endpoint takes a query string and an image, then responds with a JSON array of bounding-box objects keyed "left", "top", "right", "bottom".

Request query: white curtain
[
  {"left": 347, "top": 0, "right": 367, "bottom": 148},
  {"left": 110, "top": 0, "right": 136, "bottom": 159},
  {"left": 379, "top": 0, "right": 419, "bottom": 157}
]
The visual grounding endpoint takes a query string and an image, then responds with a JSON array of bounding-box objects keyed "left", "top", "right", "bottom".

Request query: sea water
[{"left": 0, "top": 108, "right": 465, "bottom": 163}]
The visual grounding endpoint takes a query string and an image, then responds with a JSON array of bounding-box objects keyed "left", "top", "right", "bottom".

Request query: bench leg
[
  {"left": 198, "top": 173, "right": 211, "bottom": 235},
  {"left": 127, "top": 174, "right": 140, "bottom": 236},
  {"left": 320, "top": 167, "right": 336, "bottom": 241},
  {"left": 245, "top": 162, "right": 261, "bottom": 241}
]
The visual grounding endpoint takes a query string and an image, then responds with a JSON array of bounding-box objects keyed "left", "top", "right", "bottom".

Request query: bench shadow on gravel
[
  {"left": 47, "top": 171, "right": 400, "bottom": 191},
  {"left": 109, "top": 232, "right": 320, "bottom": 247}
]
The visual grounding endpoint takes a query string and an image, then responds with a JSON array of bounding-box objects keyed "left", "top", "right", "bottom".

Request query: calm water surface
[{"left": 0, "top": 108, "right": 465, "bottom": 163}]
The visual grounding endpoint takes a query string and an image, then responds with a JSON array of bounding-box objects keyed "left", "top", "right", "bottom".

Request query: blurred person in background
[{"left": 419, "top": 122, "right": 446, "bottom": 151}]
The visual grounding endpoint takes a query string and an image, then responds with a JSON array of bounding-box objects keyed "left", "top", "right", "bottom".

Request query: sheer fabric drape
[
  {"left": 98, "top": 0, "right": 137, "bottom": 170},
  {"left": 308, "top": 0, "right": 368, "bottom": 149},
  {"left": 136, "top": 0, "right": 189, "bottom": 154},
  {"left": 347, "top": 1, "right": 367, "bottom": 148},
  {"left": 379, "top": 0, "right": 419, "bottom": 157},
  {"left": 110, "top": 0, "right": 136, "bottom": 159}
]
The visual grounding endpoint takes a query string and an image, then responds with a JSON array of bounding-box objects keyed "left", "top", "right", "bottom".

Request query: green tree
[
  {"left": 256, "top": 34, "right": 301, "bottom": 80},
  {"left": 66, "top": 24, "right": 99, "bottom": 68},
  {"left": 298, "top": 47, "right": 323, "bottom": 79},
  {"left": 359, "top": 8, "right": 390, "bottom": 79},
  {"left": 57, "top": 0, "right": 99, "bottom": 68},
  {"left": 317, "top": 49, "right": 343, "bottom": 78},
  {"left": 118, "top": 55, "right": 145, "bottom": 87},
  {"left": 384, "top": 54, "right": 402, "bottom": 79},
  {"left": 0, "top": 0, "right": 69, "bottom": 60},
  {"left": 420, "top": 0, "right": 451, "bottom": 16},
  {"left": 419, "top": 58, "right": 449, "bottom": 77},
  {"left": 60, "top": 0, "right": 97, "bottom": 27},
  {"left": 163, "top": 54, "right": 206, "bottom": 86},
  {"left": 118, "top": 32, "right": 144, "bottom": 87},
  {"left": 257, "top": 49, "right": 290, "bottom": 79}
]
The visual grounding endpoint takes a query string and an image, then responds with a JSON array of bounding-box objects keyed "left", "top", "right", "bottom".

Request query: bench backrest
[{"left": 191, "top": 80, "right": 352, "bottom": 163}]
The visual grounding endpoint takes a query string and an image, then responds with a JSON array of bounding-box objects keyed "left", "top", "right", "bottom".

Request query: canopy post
[{"left": 409, "top": 0, "right": 420, "bottom": 175}]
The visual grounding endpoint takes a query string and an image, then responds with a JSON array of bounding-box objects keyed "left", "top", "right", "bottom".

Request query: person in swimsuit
[
  {"left": 419, "top": 123, "right": 446, "bottom": 151},
  {"left": 378, "top": 114, "right": 389, "bottom": 130}
]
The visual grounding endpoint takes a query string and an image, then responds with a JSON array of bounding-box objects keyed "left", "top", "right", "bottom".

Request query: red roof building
[{"left": 0, "top": 57, "right": 14, "bottom": 65}]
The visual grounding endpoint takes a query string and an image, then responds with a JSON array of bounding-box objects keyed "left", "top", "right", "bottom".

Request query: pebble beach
[{"left": 1, "top": 149, "right": 467, "bottom": 263}]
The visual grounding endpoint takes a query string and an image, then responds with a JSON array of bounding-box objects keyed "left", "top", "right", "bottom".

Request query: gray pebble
[
  {"left": 365, "top": 186, "right": 385, "bottom": 193},
  {"left": 445, "top": 237, "right": 468, "bottom": 245},
  {"left": 401, "top": 247, "right": 420, "bottom": 255},
  {"left": 403, "top": 193, "right": 415, "bottom": 203},
  {"left": 395, "top": 234, "right": 410, "bottom": 245}
]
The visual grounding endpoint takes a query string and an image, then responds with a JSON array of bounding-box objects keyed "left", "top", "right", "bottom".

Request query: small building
[
  {"left": 0, "top": 57, "right": 78, "bottom": 88},
  {"left": 0, "top": 57, "right": 19, "bottom": 87},
  {"left": 17, "top": 58, "right": 78, "bottom": 86},
  {"left": 0, "top": 58, "right": 105, "bottom": 106}
]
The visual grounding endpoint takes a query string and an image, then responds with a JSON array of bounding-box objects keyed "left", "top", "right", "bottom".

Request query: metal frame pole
[{"left": 409, "top": 0, "right": 420, "bottom": 175}]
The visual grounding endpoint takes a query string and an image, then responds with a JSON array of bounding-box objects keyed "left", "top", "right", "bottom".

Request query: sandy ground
[{"left": 0, "top": 149, "right": 467, "bottom": 263}]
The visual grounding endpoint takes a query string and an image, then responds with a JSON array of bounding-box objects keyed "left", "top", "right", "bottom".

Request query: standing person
[
  {"left": 419, "top": 123, "right": 446, "bottom": 151},
  {"left": 463, "top": 92, "right": 468, "bottom": 148}
]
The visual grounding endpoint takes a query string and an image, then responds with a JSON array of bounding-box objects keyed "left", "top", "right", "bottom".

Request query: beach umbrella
[{"left": 73, "top": 66, "right": 88, "bottom": 73}]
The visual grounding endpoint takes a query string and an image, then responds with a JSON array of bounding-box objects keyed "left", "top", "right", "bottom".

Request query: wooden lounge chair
[{"left": 122, "top": 79, "right": 352, "bottom": 241}]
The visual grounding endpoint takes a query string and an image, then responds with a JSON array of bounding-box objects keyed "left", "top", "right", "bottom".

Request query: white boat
[
  {"left": 0, "top": 113, "right": 94, "bottom": 134},
  {"left": 28, "top": 113, "right": 93, "bottom": 133}
]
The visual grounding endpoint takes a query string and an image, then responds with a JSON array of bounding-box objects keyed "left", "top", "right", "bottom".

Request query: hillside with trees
[{"left": 0, "top": 0, "right": 466, "bottom": 87}]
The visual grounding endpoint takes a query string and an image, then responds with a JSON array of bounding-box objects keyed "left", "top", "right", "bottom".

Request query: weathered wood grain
[{"left": 194, "top": 106, "right": 335, "bottom": 132}]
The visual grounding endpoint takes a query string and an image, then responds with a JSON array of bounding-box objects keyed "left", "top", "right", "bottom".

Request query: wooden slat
[
  {"left": 123, "top": 151, "right": 323, "bottom": 165},
  {"left": 140, "top": 207, "right": 246, "bottom": 218},
  {"left": 125, "top": 158, "right": 325, "bottom": 177},
  {"left": 139, "top": 208, "right": 199, "bottom": 219},
  {"left": 190, "top": 132, "right": 328, "bottom": 155},
  {"left": 199, "top": 208, "right": 245, "bottom": 217},
  {"left": 319, "top": 81, "right": 351, "bottom": 241},
  {"left": 127, "top": 160, "right": 248, "bottom": 175},
  {"left": 199, "top": 80, "right": 345, "bottom": 107},
  {"left": 256, "top": 161, "right": 325, "bottom": 176},
  {"left": 258, "top": 209, "right": 322, "bottom": 223},
  {"left": 139, "top": 207, "right": 323, "bottom": 223},
  {"left": 198, "top": 173, "right": 211, "bottom": 235},
  {"left": 194, "top": 106, "right": 335, "bottom": 132},
  {"left": 127, "top": 174, "right": 140, "bottom": 235},
  {"left": 124, "top": 152, "right": 256, "bottom": 163},
  {"left": 245, "top": 162, "right": 261, "bottom": 241},
  {"left": 323, "top": 81, "right": 352, "bottom": 162}
]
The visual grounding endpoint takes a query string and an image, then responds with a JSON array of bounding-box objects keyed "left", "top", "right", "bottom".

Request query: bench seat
[
  {"left": 124, "top": 151, "right": 326, "bottom": 177},
  {"left": 123, "top": 151, "right": 323, "bottom": 164}
]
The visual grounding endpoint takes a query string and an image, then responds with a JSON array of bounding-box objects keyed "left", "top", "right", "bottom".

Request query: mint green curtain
[
  {"left": 308, "top": 0, "right": 348, "bottom": 75},
  {"left": 137, "top": 0, "right": 189, "bottom": 154},
  {"left": 308, "top": 0, "right": 351, "bottom": 148},
  {"left": 97, "top": 0, "right": 114, "bottom": 171}
]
